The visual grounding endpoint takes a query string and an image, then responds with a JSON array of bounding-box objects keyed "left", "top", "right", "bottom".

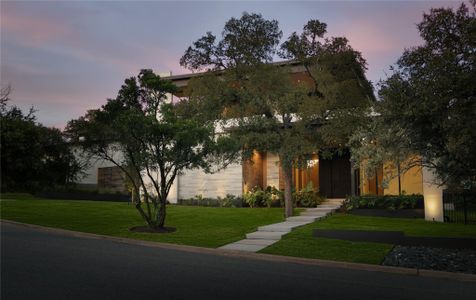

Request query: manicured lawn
[
  {"left": 260, "top": 213, "right": 476, "bottom": 265},
  {"left": 0, "top": 195, "right": 292, "bottom": 248}
]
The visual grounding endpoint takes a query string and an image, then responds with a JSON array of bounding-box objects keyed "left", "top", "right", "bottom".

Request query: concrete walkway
[{"left": 219, "top": 199, "right": 345, "bottom": 252}]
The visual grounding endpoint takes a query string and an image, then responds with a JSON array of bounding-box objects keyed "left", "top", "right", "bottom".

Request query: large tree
[
  {"left": 1, "top": 86, "right": 82, "bottom": 192},
  {"left": 181, "top": 13, "right": 373, "bottom": 217},
  {"left": 66, "top": 70, "right": 233, "bottom": 229},
  {"left": 352, "top": 1, "right": 476, "bottom": 189}
]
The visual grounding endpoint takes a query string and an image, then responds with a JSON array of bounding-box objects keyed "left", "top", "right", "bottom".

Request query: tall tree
[
  {"left": 181, "top": 13, "right": 373, "bottom": 217},
  {"left": 1, "top": 86, "right": 82, "bottom": 192},
  {"left": 352, "top": 1, "right": 476, "bottom": 189},
  {"left": 66, "top": 70, "right": 232, "bottom": 229}
]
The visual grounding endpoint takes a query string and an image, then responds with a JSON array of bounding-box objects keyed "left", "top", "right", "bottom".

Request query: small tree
[
  {"left": 66, "top": 70, "right": 230, "bottom": 229},
  {"left": 181, "top": 14, "right": 373, "bottom": 217}
]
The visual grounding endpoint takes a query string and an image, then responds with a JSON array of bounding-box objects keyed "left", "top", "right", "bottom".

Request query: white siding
[
  {"left": 178, "top": 163, "right": 243, "bottom": 199},
  {"left": 74, "top": 148, "right": 123, "bottom": 185}
]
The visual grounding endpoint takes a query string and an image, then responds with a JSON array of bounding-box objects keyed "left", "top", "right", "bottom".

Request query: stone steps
[
  {"left": 246, "top": 231, "right": 288, "bottom": 240},
  {"left": 218, "top": 199, "right": 344, "bottom": 252},
  {"left": 258, "top": 221, "right": 310, "bottom": 232},
  {"left": 219, "top": 243, "right": 270, "bottom": 252},
  {"left": 286, "top": 215, "right": 325, "bottom": 222},
  {"left": 300, "top": 210, "right": 333, "bottom": 216}
]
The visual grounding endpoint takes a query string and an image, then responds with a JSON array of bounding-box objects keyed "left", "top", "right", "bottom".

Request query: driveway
[{"left": 1, "top": 222, "right": 475, "bottom": 299}]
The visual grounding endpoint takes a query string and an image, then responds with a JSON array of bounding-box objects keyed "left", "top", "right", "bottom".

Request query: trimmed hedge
[
  {"left": 342, "top": 194, "right": 424, "bottom": 211},
  {"left": 177, "top": 194, "right": 244, "bottom": 208},
  {"left": 35, "top": 190, "right": 131, "bottom": 202}
]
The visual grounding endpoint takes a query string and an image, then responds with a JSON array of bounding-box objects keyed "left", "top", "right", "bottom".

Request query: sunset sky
[{"left": 1, "top": 0, "right": 462, "bottom": 128}]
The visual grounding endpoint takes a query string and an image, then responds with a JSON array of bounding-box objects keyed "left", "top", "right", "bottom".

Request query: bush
[
  {"left": 243, "top": 186, "right": 272, "bottom": 208},
  {"left": 293, "top": 183, "right": 324, "bottom": 208},
  {"left": 218, "top": 194, "right": 243, "bottom": 208},
  {"left": 341, "top": 194, "right": 424, "bottom": 212},
  {"left": 177, "top": 194, "right": 243, "bottom": 207},
  {"left": 266, "top": 186, "right": 284, "bottom": 207}
]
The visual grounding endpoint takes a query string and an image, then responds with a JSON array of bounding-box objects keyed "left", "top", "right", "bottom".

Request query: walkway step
[
  {"left": 286, "top": 215, "right": 325, "bottom": 222},
  {"left": 321, "top": 203, "right": 342, "bottom": 207},
  {"left": 219, "top": 203, "right": 341, "bottom": 253},
  {"left": 307, "top": 207, "right": 336, "bottom": 211},
  {"left": 324, "top": 199, "right": 345, "bottom": 203},
  {"left": 314, "top": 205, "right": 340, "bottom": 209},
  {"left": 300, "top": 211, "right": 332, "bottom": 216},
  {"left": 230, "top": 239, "right": 278, "bottom": 246},
  {"left": 258, "top": 221, "right": 309, "bottom": 232},
  {"left": 219, "top": 243, "right": 267, "bottom": 252},
  {"left": 246, "top": 231, "right": 288, "bottom": 240}
]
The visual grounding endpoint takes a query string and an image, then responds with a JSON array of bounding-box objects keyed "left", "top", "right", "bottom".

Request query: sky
[{"left": 1, "top": 0, "right": 463, "bottom": 129}]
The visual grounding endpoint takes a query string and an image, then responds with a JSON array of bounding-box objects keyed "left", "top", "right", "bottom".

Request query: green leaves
[
  {"left": 180, "top": 12, "right": 282, "bottom": 70},
  {"left": 1, "top": 95, "right": 81, "bottom": 192},
  {"left": 350, "top": 2, "right": 476, "bottom": 189},
  {"left": 66, "top": 70, "right": 233, "bottom": 228}
]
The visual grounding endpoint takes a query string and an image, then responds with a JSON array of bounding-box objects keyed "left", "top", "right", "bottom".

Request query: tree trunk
[
  {"left": 157, "top": 199, "right": 166, "bottom": 228},
  {"left": 282, "top": 163, "right": 294, "bottom": 218},
  {"left": 135, "top": 202, "right": 154, "bottom": 228}
]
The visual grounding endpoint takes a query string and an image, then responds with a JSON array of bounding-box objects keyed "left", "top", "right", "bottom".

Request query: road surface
[{"left": 1, "top": 222, "right": 475, "bottom": 299}]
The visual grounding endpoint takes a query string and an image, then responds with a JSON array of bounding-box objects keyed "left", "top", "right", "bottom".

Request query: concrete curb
[{"left": 2, "top": 219, "right": 476, "bottom": 283}]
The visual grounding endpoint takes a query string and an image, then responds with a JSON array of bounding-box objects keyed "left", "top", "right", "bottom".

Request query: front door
[{"left": 319, "top": 153, "right": 351, "bottom": 198}]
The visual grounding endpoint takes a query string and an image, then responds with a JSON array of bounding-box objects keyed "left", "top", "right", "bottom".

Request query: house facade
[{"left": 75, "top": 64, "right": 445, "bottom": 222}]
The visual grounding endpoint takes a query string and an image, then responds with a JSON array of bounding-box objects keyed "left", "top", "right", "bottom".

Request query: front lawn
[
  {"left": 260, "top": 213, "right": 476, "bottom": 265},
  {"left": 0, "top": 195, "right": 291, "bottom": 248}
]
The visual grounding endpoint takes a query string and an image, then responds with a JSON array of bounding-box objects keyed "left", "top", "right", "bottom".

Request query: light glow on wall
[
  {"left": 422, "top": 167, "right": 444, "bottom": 222},
  {"left": 307, "top": 159, "right": 319, "bottom": 168}
]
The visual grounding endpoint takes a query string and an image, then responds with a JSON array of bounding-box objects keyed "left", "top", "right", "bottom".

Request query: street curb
[{"left": 2, "top": 219, "right": 476, "bottom": 283}]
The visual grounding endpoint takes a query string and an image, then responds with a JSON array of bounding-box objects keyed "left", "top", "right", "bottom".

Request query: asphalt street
[{"left": 1, "top": 222, "right": 475, "bottom": 300}]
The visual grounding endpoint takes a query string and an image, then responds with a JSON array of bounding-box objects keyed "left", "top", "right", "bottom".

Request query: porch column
[{"left": 422, "top": 167, "right": 444, "bottom": 222}]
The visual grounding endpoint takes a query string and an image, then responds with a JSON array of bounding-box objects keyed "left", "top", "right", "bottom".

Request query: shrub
[
  {"left": 265, "top": 186, "right": 283, "bottom": 207},
  {"left": 244, "top": 186, "right": 271, "bottom": 208},
  {"left": 177, "top": 194, "right": 243, "bottom": 207},
  {"left": 220, "top": 194, "right": 242, "bottom": 207},
  {"left": 293, "top": 182, "right": 324, "bottom": 208},
  {"left": 341, "top": 194, "right": 424, "bottom": 212}
]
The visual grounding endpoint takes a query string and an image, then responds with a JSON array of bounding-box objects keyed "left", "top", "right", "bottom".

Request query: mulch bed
[
  {"left": 312, "top": 229, "right": 476, "bottom": 274},
  {"left": 130, "top": 226, "right": 176, "bottom": 234},
  {"left": 383, "top": 246, "right": 476, "bottom": 274}
]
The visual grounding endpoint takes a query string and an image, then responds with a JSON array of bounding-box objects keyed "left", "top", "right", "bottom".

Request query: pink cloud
[
  {"left": 334, "top": 20, "right": 402, "bottom": 54},
  {"left": 2, "top": 7, "right": 77, "bottom": 48}
]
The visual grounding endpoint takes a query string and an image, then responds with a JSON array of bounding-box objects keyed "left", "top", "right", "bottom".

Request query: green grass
[
  {"left": 0, "top": 195, "right": 294, "bottom": 248},
  {"left": 260, "top": 213, "right": 476, "bottom": 264}
]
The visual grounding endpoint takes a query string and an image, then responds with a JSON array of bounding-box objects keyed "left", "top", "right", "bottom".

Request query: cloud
[{"left": 2, "top": 13, "right": 69, "bottom": 46}]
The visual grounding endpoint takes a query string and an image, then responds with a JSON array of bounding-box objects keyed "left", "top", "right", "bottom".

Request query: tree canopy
[
  {"left": 351, "top": 1, "right": 476, "bottom": 189},
  {"left": 1, "top": 86, "right": 82, "bottom": 193},
  {"left": 181, "top": 13, "right": 374, "bottom": 216},
  {"left": 66, "top": 70, "right": 234, "bottom": 229}
]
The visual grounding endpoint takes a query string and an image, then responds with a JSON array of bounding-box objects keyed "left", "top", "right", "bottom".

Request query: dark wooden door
[{"left": 319, "top": 154, "right": 351, "bottom": 198}]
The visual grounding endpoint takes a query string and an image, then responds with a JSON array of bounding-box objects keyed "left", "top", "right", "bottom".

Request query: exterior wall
[
  {"left": 266, "top": 153, "right": 280, "bottom": 189},
  {"left": 243, "top": 151, "right": 265, "bottom": 192},
  {"left": 177, "top": 162, "right": 243, "bottom": 199},
  {"left": 97, "top": 166, "right": 127, "bottom": 192},
  {"left": 383, "top": 164, "right": 423, "bottom": 195},
  {"left": 359, "top": 166, "right": 384, "bottom": 195},
  {"left": 74, "top": 149, "right": 122, "bottom": 185}
]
